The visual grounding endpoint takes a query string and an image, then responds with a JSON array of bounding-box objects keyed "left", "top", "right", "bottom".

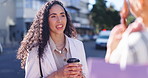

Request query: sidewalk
[
  {"left": 0, "top": 43, "right": 24, "bottom": 78},
  {"left": 2, "top": 42, "right": 20, "bottom": 53}
]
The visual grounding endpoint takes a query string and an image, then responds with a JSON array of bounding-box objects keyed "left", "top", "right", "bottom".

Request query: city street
[
  {"left": 83, "top": 41, "right": 106, "bottom": 59},
  {"left": 0, "top": 46, "right": 24, "bottom": 78},
  {"left": 0, "top": 40, "right": 107, "bottom": 78}
]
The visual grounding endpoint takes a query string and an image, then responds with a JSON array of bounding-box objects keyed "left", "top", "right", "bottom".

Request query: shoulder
[
  {"left": 127, "top": 31, "right": 148, "bottom": 52},
  {"left": 128, "top": 32, "right": 145, "bottom": 46},
  {"left": 68, "top": 37, "right": 83, "bottom": 45},
  {"left": 28, "top": 46, "right": 38, "bottom": 54},
  {"left": 27, "top": 46, "right": 39, "bottom": 61}
]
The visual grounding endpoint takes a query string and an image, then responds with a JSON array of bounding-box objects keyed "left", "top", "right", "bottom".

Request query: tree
[{"left": 90, "top": 0, "right": 120, "bottom": 33}]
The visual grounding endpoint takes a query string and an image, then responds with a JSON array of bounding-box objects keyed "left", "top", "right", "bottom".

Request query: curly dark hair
[{"left": 17, "top": 0, "right": 77, "bottom": 69}]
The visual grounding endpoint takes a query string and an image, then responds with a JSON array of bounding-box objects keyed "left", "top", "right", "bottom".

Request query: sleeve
[
  {"left": 126, "top": 32, "right": 148, "bottom": 64},
  {"left": 79, "top": 41, "right": 89, "bottom": 78},
  {"left": 25, "top": 47, "right": 41, "bottom": 78}
]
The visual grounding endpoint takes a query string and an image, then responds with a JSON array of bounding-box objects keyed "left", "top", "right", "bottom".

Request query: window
[{"left": 25, "top": 0, "right": 32, "bottom": 8}]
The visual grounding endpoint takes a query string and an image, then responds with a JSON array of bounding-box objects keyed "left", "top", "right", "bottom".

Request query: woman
[
  {"left": 17, "top": 0, "right": 88, "bottom": 78},
  {"left": 108, "top": 0, "right": 148, "bottom": 67}
]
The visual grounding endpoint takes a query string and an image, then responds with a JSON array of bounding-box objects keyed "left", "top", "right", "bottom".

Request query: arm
[
  {"left": 80, "top": 42, "right": 89, "bottom": 78},
  {"left": 25, "top": 47, "right": 41, "bottom": 78},
  {"left": 75, "top": 41, "right": 89, "bottom": 78}
]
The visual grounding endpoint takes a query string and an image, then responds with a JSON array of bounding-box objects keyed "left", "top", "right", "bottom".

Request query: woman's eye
[
  {"left": 61, "top": 14, "right": 65, "bottom": 17},
  {"left": 50, "top": 16, "right": 56, "bottom": 18}
]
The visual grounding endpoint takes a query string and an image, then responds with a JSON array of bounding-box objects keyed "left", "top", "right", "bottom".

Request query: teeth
[{"left": 57, "top": 25, "right": 62, "bottom": 27}]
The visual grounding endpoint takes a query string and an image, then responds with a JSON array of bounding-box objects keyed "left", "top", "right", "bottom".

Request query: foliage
[
  {"left": 127, "top": 14, "right": 135, "bottom": 24},
  {"left": 90, "top": 0, "right": 120, "bottom": 32}
]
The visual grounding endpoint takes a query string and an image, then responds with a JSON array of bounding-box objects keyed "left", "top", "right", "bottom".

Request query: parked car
[
  {"left": 0, "top": 43, "right": 3, "bottom": 53},
  {"left": 92, "top": 34, "right": 98, "bottom": 40},
  {"left": 95, "top": 30, "right": 111, "bottom": 49},
  {"left": 81, "top": 34, "right": 90, "bottom": 41}
]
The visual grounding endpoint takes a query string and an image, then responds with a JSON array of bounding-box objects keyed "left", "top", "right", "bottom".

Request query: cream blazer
[{"left": 25, "top": 37, "right": 88, "bottom": 78}]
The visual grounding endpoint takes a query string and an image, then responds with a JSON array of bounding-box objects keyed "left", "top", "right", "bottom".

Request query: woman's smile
[{"left": 56, "top": 24, "right": 64, "bottom": 30}]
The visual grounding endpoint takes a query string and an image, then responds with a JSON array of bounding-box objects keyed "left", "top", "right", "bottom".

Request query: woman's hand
[
  {"left": 125, "top": 17, "right": 144, "bottom": 34},
  {"left": 105, "top": 17, "right": 144, "bottom": 63},
  {"left": 56, "top": 63, "right": 83, "bottom": 78},
  {"left": 105, "top": 24, "right": 126, "bottom": 62}
]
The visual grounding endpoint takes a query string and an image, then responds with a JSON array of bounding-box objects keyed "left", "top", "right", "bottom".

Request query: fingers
[
  {"left": 132, "top": 23, "right": 143, "bottom": 32},
  {"left": 126, "top": 18, "right": 144, "bottom": 33},
  {"left": 56, "top": 63, "right": 83, "bottom": 78},
  {"left": 65, "top": 70, "right": 82, "bottom": 75},
  {"left": 67, "top": 66, "right": 82, "bottom": 71},
  {"left": 66, "top": 72, "right": 83, "bottom": 78},
  {"left": 64, "top": 63, "right": 83, "bottom": 78},
  {"left": 120, "top": 18, "right": 127, "bottom": 26},
  {"left": 111, "top": 24, "right": 126, "bottom": 34},
  {"left": 109, "top": 25, "right": 126, "bottom": 41},
  {"left": 65, "top": 63, "right": 82, "bottom": 68},
  {"left": 65, "top": 63, "right": 82, "bottom": 72},
  {"left": 66, "top": 74, "right": 83, "bottom": 78}
]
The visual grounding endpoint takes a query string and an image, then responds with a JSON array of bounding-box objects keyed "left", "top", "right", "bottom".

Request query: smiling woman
[
  {"left": 17, "top": 0, "right": 88, "bottom": 78},
  {"left": 48, "top": 4, "right": 67, "bottom": 35}
]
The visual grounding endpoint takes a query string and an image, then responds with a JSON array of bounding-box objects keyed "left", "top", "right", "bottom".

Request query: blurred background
[{"left": 0, "top": 0, "right": 135, "bottom": 77}]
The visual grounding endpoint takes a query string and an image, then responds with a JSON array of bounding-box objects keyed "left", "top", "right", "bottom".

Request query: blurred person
[
  {"left": 105, "top": 0, "right": 144, "bottom": 63},
  {"left": 107, "top": 0, "right": 148, "bottom": 67},
  {"left": 17, "top": 0, "right": 88, "bottom": 78},
  {"left": 105, "top": 0, "right": 130, "bottom": 62}
]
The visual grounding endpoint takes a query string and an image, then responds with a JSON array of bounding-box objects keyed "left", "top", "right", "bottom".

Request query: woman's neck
[{"left": 50, "top": 33, "right": 65, "bottom": 50}]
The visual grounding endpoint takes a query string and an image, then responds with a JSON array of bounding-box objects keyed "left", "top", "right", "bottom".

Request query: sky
[
  {"left": 106, "top": 0, "right": 124, "bottom": 11},
  {"left": 89, "top": 0, "right": 124, "bottom": 11}
]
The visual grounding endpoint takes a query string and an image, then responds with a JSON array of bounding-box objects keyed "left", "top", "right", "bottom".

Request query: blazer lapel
[
  {"left": 68, "top": 38, "right": 79, "bottom": 58},
  {"left": 46, "top": 43, "right": 57, "bottom": 71}
]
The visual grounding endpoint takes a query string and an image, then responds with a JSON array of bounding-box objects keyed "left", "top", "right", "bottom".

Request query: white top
[
  {"left": 25, "top": 36, "right": 88, "bottom": 78},
  {"left": 109, "top": 28, "right": 148, "bottom": 68}
]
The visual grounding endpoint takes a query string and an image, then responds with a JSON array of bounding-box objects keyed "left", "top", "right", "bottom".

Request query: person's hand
[
  {"left": 105, "top": 24, "right": 126, "bottom": 62},
  {"left": 56, "top": 63, "right": 83, "bottom": 78},
  {"left": 125, "top": 17, "right": 144, "bottom": 34},
  {"left": 105, "top": 17, "right": 144, "bottom": 63}
]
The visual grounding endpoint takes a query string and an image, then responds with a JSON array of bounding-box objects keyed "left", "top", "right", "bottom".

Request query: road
[
  {"left": 83, "top": 41, "right": 106, "bottom": 59},
  {"left": 0, "top": 40, "right": 106, "bottom": 78}
]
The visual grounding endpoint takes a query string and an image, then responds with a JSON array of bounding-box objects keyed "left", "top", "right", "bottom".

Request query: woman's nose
[{"left": 57, "top": 16, "right": 62, "bottom": 23}]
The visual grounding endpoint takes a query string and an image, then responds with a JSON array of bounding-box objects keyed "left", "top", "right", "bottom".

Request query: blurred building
[
  {"left": 61, "top": 0, "right": 92, "bottom": 36},
  {"left": 0, "top": 0, "right": 16, "bottom": 45},
  {"left": 15, "top": 0, "right": 45, "bottom": 42},
  {"left": 61, "top": 0, "right": 90, "bottom": 27},
  {"left": 0, "top": 0, "right": 91, "bottom": 45}
]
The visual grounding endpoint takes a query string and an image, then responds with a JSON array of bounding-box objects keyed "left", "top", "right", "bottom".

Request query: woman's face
[{"left": 48, "top": 4, "right": 67, "bottom": 35}]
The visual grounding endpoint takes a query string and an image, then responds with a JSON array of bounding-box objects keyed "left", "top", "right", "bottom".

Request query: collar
[{"left": 49, "top": 35, "right": 69, "bottom": 54}]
